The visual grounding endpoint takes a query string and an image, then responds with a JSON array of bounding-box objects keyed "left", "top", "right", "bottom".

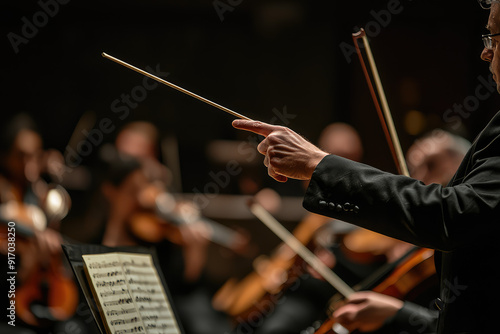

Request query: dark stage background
[{"left": 2, "top": 0, "right": 499, "bottom": 282}]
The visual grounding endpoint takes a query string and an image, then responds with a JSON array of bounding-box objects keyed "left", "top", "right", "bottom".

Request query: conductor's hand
[
  {"left": 232, "top": 120, "right": 328, "bottom": 182},
  {"left": 332, "top": 291, "right": 403, "bottom": 333}
]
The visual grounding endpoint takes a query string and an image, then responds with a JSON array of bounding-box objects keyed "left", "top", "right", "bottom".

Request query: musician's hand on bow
[
  {"left": 232, "top": 120, "right": 328, "bottom": 182},
  {"left": 332, "top": 291, "right": 403, "bottom": 333}
]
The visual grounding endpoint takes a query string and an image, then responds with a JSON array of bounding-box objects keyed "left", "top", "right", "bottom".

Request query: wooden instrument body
[
  {"left": 128, "top": 191, "right": 252, "bottom": 255},
  {"left": 212, "top": 213, "right": 339, "bottom": 320},
  {"left": 315, "top": 248, "right": 436, "bottom": 334},
  {"left": 0, "top": 176, "right": 78, "bottom": 328},
  {"left": 0, "top": 205, "right": 78, "bottom": 328}
]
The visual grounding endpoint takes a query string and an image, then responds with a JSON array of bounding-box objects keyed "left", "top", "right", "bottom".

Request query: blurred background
[{"left": 1, "top": 1, "right": 499, "bottom": 330}]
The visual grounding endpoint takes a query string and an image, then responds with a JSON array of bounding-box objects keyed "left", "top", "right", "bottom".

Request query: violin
[
  {"left": 0, "top": 177, "right": 78, "bottom": 328},
  {"left": 128, "top": 185, "right": 252, "bottom": 256},
  {"left": 211, "top": 212, "right": 332, "bottom": 319},
  {"left": 340, "top": 228, "right": 410, "bottom": 265},
  {"left": 315, "top": 247, "right": 436, "bottom": 334},
  {"left": 15, "top": 239, "right": 79, "bottom": 328}
]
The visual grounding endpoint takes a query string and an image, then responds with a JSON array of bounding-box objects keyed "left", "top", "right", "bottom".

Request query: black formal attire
[{"left": 303, "top": 111, "right": 500, "bottom": 334}]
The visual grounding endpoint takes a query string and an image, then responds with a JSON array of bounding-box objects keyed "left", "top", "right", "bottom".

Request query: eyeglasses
[
  {"left": 483, "top": 32, "right": 500, "bottom": 49},
  {"left": 478, "top": 0, "right": 497, "bottom": 9}
]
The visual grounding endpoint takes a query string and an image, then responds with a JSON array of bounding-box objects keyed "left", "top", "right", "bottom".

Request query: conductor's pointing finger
[{"left": 232, "top": 120, "right": 280, "bottom": 137}]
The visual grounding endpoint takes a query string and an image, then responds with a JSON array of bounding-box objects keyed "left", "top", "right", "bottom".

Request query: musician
[
  {"left": 114, "top": 121, "right": 172, "bottom": 187},
  {"left": 0, "top": 113, "right": 95, "bottom": 334},
  {"left": 99, "top": 155, "right": 149, "bottom": 247},
  {"left": 232, "top": 2, "right": 500, "bottom": 332},
  {"left": 0, "top": 114, "right": 60, "bottom": 283},
  {"left": 242, "top": 129, "right": 467, "bottom": 334},
  {"left": 330, "top": 129, "right": 470, "bottom": 334},
  {"left": 99, "top": 126, "right": 232, "bottom": 334},
  {"left": 232, "top": 122, "right": 392, "bottom": 334},
  {"left": 111, "top": 121, "right": 210, "bottom": 283}
]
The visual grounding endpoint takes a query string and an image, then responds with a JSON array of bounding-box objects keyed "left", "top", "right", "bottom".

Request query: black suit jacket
[{"left": 303, "top": 111, "right": 500, "bottom": 333}]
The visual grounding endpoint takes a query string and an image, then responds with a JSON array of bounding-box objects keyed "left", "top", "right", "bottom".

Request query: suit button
[
  {"left": 343, "top": 203, "right": 351, "bottom": 211},
  {"left": 353, "top": 205, "right": 360, "bottom": 213},
  {"left": 336, "top": 204, "right": 343, "bottom": 212},
  {"left": 434, "top": 298, "right": 444, "bottom": 311},
  {"left": 319, "top": 200, "right": 327, "bottom": 209},
  {"left": 328, "top": 202, "right": 336, "bottom": 210}
]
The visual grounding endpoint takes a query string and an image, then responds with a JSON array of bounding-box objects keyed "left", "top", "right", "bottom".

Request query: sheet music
[{"left": 82, "top": 252, "right": 181, "bottom": 334}]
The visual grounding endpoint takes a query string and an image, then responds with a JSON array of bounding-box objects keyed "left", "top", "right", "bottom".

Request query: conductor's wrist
[{"left": 307, "top": 151, "right": 329, "bottom": 179}]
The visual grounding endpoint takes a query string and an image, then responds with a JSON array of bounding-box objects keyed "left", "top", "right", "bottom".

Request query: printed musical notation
[{"left": 82, "top": 252, "right": 181, "bottom": 334}]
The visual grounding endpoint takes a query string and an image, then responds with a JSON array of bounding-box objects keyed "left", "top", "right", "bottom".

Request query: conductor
[{"left": 232, "top": 1, "right": 500, "bottom": 332}]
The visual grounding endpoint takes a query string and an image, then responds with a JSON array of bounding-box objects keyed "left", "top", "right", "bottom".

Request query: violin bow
[
  {"left": 352, "top": 29, "right": 410, "bottom": 177},
  {"left": 249, "top": 201, "right": 354, "bottom": 298}
]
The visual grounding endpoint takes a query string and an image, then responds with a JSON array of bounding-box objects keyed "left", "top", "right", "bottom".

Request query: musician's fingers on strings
[
  {"left": 232, "top": 120, "right": 278, "bottom": 137},
  {"left": 332, "top": 304, "right": 362, "bottom": 333}
]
